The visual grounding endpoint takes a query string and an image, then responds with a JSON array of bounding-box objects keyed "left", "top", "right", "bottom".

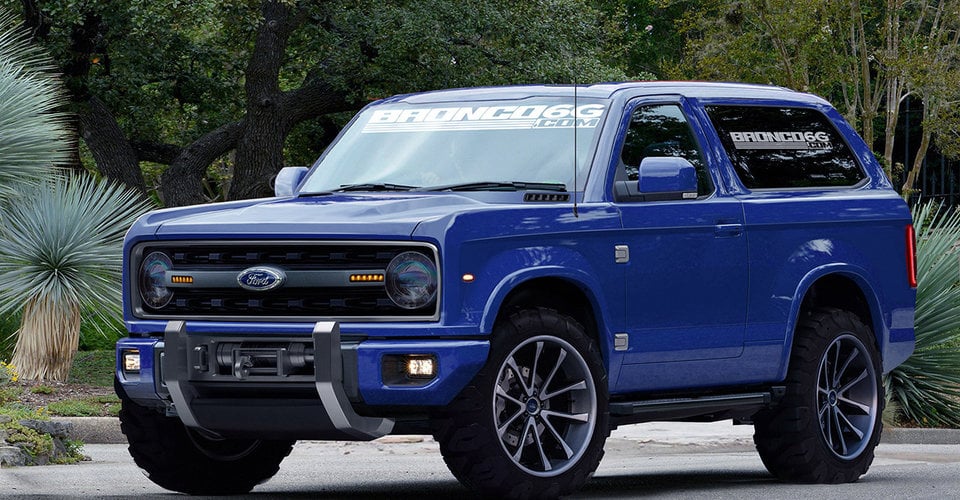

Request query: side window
[
  {"left": 619, "top": 104, "right": 713, "bottom": 197},
  {"left": 706, "top": 105, "right": 866, "bottom": 189}
]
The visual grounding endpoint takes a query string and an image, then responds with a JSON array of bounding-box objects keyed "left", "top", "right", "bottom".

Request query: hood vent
[{"left": 523, "top": 193, "right": 570, "bottom": 203}]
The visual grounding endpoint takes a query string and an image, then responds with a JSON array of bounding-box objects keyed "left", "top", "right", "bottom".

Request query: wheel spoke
[
  {"left": 513, "top": 417, "right": 535, "bottom": 462},
  {"left": 541, "top": 380, "right": 587, "bottom": 401},
  {"left": 836, "top": 409, "right": 865, "bottom": 440},
  {"left": 822, "top": 405, "right": 835, "bottom": 450},
  {"left": 497, "top": 407, "right": 526, "bottom": 437},
  {"left": 541, "top": 349, "right": 567, "bottom": 395},
  {"left": 541, "top": 409, "right": 590, "bottom": 423},
  {"left": 837, "top": 395, "right": 871, "bottom": 414},
  {"left": 835, "top": 349, "right": 860, "bottom": 386},
  {"left": 830, "top": 342, "right": 841, "bottom": 387},
  {"left": 818, "top": 399, "right": 830, "bottom": 420},
  {"left": 532, "top": 421, "right": 552, "bottom": 472},
  {"left": 530, "top": 341, "right": 544, "bottom": 390},
  {"left": 832, "top": 407, "right": 847, "bottom": 455},
  {"left": 506, "top": 357, "right": 533, "bottom": 397},
  {"left": 496, "top": 384, "right": 525, "bottom": 407},
  {"left": 541, "top": 415, "right": 575, "bottom": 459},
  {"left": 838, "top": 368, "right": 869, "bottom": 395}
]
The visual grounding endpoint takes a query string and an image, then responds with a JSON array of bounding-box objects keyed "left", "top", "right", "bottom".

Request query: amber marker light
[
  {"left": 462, "top": 273, "right": 476, "bottom": 283},
  {"left": 170, "top": 275, "right": 194, "bottom": 284},
  {"left": 350, "top": 273, "right": 385, "bottom": 283}
]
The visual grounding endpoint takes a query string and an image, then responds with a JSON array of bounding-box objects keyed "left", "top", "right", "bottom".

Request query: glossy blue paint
[
  {"left": 115, "top": 337, "right": 161, "bottom": 401},
  {"left": 119, "top": 82, "right": 915, "bottom": 415},
  {"left": 274, "top": 166, "right": 308, "bottom": 197},
  {"left": 356, "top": 340, "right": 489, "bottom": 405},
  {"left": 636, "top": 157, "right": 698, "bottom": 195}
]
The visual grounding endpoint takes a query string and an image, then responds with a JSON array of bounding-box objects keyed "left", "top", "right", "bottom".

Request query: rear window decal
[{"left": 730, "top": 131, "right": 831, "bottom": 150}]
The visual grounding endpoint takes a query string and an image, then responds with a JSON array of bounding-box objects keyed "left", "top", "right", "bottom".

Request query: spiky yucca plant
[
  {"left": 886, "top": 201, "right": 960, "bottom": 427},
  {"left": 0, "top": 174, "right": 151, "bottom": 380},
  {"left": 0, "top": 12, "right": 71, "bottom": 200}
]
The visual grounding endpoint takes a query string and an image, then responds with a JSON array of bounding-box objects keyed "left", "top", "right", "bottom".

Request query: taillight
[{"left": 906, "top": 224, "right": 917, "bottom": 288}]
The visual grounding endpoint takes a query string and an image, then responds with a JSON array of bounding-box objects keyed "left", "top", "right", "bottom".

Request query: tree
[
  {"left": 899, "top": 0, "right": 960, "bottom": 196},
  {"left": 0, "top": 11, "right": 70, "bottom": 199},
  {"left": 10, "top": 0, "right": 625, "bottom": 206},
  {"left": 670, "top": 0, "right": 960, "bottom": 188},
  {"left": 0, "top": 174, "right": 151, "bottom": 381},
  {"left": 0, "top": 11, "right": 152, "bottom": 380}
]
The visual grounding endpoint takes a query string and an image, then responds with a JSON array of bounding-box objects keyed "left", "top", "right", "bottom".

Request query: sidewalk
[{"left": 56, "top": 416, "right": 960, "bottom": 446}]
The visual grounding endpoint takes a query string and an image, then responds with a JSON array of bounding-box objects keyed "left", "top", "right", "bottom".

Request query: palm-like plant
[
  {"left": 0, "top": 12, "right": 71, "bottom": 200},
  {"left": 0, "top": 174, "right": 151, "bottom": 380},
  {"left": 0, "top": 12, "right": 151, "bottom": 380},
  {"left": 886, "top": 201, "right": 960, "bottom": 427}
]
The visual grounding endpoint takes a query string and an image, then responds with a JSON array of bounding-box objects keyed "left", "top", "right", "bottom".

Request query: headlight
[
  {"left": 139, "top": 251, "right": 174, "bottom": 309},
  {"left": 385, "top": 251, "right": 438, "bottom": 310}
]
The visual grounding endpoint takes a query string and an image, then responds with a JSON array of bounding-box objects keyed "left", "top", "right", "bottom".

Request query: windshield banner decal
[{"left": 362, "top": 104, "right": 606, "bottom": 133}]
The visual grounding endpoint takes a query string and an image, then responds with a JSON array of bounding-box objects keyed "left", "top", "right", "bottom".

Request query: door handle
[{"left": 715, "top": 223, "right": 743, "bottom": 237}]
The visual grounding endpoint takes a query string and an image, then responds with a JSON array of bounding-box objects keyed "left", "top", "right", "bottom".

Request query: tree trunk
[
  {"left": 227, "top": 1, "right": 298, "bottom": 201},
  {"left": 79, "top": 96, "right": 147, "bottom": 193},
  {"left": 158, "top": 120, "right": 245, "bottom": 206},
  {"left": 901, "top": 128, "right": 933, "bottom": 199},
  {"left": 10, "top": 298, "right": 80, "bottom": 382}
]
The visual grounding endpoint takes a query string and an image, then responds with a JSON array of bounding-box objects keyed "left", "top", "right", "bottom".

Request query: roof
[{"left": 383, "top": 81, "right": 827, "bottom": 106}]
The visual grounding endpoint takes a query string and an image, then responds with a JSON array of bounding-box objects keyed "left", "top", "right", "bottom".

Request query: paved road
[{"left": 2, "top": 429, "right": 959, "bottom": 498}]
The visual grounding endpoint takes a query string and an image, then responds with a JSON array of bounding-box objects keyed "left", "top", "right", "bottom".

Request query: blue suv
[{"left": 115, "top": 82, "right": 916, "bottom": 498}]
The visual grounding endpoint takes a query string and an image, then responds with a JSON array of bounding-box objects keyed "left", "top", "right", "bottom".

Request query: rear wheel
[
  {"left": 434, "top": 308, "right": 609, "bottom": 499},
  {"left": 116, "top": 379, "right": 294, "bottom": 495},
  {"left": 754, "top": 308, "right": 882, "bottom": 483}
]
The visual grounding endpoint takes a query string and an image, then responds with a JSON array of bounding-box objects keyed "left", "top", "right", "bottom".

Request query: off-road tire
[
  {"left": 433, "top": 308, "right": 609, "bottom": 499},
  {"left": 116, "top": 379, "right": 294, "bottom": 495},
  {"left": 754, "top": 308, "right": 883, "bottom": 483}
]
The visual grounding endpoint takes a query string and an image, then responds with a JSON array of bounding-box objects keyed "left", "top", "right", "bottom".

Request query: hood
[{"left": 145, "top": 193, "right": 488, "bottom": 239}]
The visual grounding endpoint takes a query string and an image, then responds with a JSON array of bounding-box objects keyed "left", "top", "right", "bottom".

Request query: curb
[
  {"left": 882, "top": 426, "right": 960, "bottom": 445},
  {"left": 56, "top": 417, "right": 960, "bottom": 446}
]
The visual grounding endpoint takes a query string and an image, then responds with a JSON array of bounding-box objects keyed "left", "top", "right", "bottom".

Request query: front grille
[{"left": 131, "top": 241, "right": 439, "bottom": 321}]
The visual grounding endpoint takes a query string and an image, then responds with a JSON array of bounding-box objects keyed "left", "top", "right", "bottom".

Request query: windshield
[{"left": 299, "top": 97, "right": 608, "bottom": 194}]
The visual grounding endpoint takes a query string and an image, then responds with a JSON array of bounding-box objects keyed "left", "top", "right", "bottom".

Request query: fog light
[
  {"left": 382, "top": 354, "right": 438, "bottom": 386},
  {"left": 123, "top": 350, "right": 141, "bottom": 373},
  {"left": 405, "top": 356, "right": 436, "bottom": 379}
]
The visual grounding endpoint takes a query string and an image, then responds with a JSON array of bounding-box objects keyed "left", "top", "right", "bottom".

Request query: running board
[{"left": 610, "top": 387, "right": 785, "bottom": 423}]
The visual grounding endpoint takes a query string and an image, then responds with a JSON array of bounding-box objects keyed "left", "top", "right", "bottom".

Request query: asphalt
[{"left": 53, "top": 417, "right": 960, "bottom": 446}]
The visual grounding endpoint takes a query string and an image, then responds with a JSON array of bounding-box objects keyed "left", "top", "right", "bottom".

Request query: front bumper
[{"left": 115, "top": 321, "right": 488, "bottom": 440}]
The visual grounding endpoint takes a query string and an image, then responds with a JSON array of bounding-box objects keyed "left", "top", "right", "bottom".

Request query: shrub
[{"left": 886, "top": 201, "right": 960, "bottom": 427}]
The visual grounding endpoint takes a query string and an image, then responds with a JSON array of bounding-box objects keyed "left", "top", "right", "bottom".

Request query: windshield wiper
[
  {"left": 423, "top": 181, "right": 568, "bottom": 192},
  {"left": 334, "top": 183, "right": 419, "bottom": 192}
]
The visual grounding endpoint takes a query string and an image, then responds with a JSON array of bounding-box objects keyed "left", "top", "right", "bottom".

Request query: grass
[
  {"left": 47, "top": 395, "right": 120, "bottom": 417},
  {"left": 68, "top": 350, "right": 115, "bottom": 387}
]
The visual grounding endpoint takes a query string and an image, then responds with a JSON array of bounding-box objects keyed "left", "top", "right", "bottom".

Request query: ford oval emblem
[{"left": 237, "top": 267, "right": 286, "bottom": 292}]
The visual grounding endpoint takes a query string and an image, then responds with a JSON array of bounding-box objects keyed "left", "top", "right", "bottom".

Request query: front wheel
[
  {"left": 434, "top": 308, "right": 609, "bottom": 499},
  {"left": 116, "top": 379, "right": 294, "bottom": 495},
  {"left": 754, "top": 308, "right": 883, "bottom": 483}
]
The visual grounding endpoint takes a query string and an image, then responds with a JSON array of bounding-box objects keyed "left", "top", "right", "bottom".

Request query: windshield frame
[{"left": 298, "top": 95, "right": 609, "bottom": 195}]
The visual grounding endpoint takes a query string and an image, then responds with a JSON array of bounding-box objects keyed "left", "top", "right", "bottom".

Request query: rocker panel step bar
[{"left": 610, "top": 387, "right": 785, "bottom": 421}]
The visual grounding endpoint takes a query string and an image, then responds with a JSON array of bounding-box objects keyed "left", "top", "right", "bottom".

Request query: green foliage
[
  {"left": 78, "top": 311, "right": 124, "bottom": 351},
  {"left": 47, "top": 396, "right": 119, "bottom": 417},
  {"left": 0, "top": 11, "right": 71, "bottom": 201},
  {"left": 29, "top": 385, "right": 53, "bottom": 395},
  {"left": 887, "top": 201, "right": 960, "bottom": 427},
  {"left": 68, "top": 350, "right": 116, "bottom": 387},
  {"left": 0, "top": 360, "right": 16, "bottom": 384},
  {"left": 0, "top": 385, "right": 21, "bottom": 403},
  {"left": 0, "top": 173, "right": 152, "bottom": 320}
]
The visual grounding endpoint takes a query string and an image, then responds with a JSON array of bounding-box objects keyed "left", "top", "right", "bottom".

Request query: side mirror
[
  {"left": 636, "top": 157, "right": 698, "bottom": 200},
  {"left": 274, "top": 167, "right": 309, "bottom": 197}
]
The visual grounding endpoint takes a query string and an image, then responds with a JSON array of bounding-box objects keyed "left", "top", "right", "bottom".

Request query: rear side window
[{"left": 706, "top": 106, "right": 865, "bottom": 189}]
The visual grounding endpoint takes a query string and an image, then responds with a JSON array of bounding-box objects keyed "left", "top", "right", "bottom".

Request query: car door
[{"left": 613, "top": 98, "right": 749, "bottom": 392}]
